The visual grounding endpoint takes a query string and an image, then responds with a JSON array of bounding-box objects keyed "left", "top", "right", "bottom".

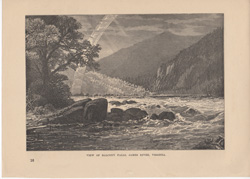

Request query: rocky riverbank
[{"left": 27, "top": 97, "right": 224, "bottom": 150}]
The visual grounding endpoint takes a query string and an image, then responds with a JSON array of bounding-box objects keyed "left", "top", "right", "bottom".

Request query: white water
[{"left": 27, "top": 96, "right": 224, "bottom": 150}]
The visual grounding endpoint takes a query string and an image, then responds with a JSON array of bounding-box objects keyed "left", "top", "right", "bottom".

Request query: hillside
[
  {"left": 154, "top": 28, "right": 224, "bottom": 96},
  {"left": 63, "top": 69, "right": 149, "bottom": 96},
  {"left": 99, "top": 31, "right": 201, "bottom": 89}
]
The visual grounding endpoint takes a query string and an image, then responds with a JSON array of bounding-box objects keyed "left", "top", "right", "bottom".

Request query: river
[{"left": 27, "top": 96, "right": 224, "bottom": 150}]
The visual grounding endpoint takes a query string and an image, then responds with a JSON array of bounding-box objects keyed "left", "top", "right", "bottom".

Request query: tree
[{"left": 26, "top": 16, "right": 101, "bottom": 108}]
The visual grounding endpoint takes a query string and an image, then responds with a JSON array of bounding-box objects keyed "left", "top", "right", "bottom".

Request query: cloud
[
  {"left": 168, "top": 25, "right": 204, "bottom": 36},
  {"left": 165, "top": 14, "right": 223, "bottom": 36},
  {"left": 166, "top": 14, "right": 221, "bottom": 24},
  {"left": 118, "top": 15, "right": 164, "bottom": 22},
  {"left": 70, "top": 14, "right": 223, "bottom": 58},
  {"left": 73, "top": 14, "right": 223, "bottom": 38},
  {"left": 113, "top": 14, "right": 223, "bottom": 36},
  {"left": 125, "top": 25, "right": 164, "bottom": 32}
]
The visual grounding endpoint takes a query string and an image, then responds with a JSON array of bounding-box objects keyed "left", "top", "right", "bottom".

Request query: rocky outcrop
[{"left": 154, "top": 28, "right": 224, "bottom": 96}]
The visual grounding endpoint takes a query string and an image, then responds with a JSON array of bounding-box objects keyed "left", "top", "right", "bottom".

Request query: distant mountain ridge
[
  {"left": 154, "top": 28, "right": 224, "bottom": 96},
  {"left": 99, "top": 31, "right": 202, "bottom": 89}
]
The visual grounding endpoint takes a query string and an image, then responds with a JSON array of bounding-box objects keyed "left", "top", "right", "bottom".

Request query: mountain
[
  {"left": 98, "top": 31, "right": 201, "bottom": 89},
  {"left": 154, "top": 28, "right": 224, "bottom": 96}
]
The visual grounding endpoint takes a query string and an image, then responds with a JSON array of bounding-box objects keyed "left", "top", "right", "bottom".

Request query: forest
[{"left": 26, "top": 16, "right": 101, "bottom": 111}]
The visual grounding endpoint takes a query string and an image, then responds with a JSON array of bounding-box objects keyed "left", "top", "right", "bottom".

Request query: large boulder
[
  {"left": 39, "top": 98, "right": 92, "bottom": 124},
  {"left": 49, "top": 106, "right": 84, "bottom": 124},
  {"left": 69, "top": 98, "right": 92, "bottom": 108},
  {"left": 125, "top": 108, "right": 141, "bottom": 115},
  {"left": 111, "top": 108, "right": 124, "bottom": 115},
  {"left": 158, "top": 111, "right": 175, "bottom": 121},
  {"left": 124, "top": 108, "right": 148, "bottom": 120},
  {"left": 109, "top": 101, "right": 122, "bottom": 106},
  {"left": 107, "top": 108, "right": 124, "bottom": 121},
  {"left": 83, "top": 98, "right": 108, "bottom": 122}
]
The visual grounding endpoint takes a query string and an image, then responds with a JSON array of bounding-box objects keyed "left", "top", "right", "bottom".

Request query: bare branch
[{"left": 50, "top": 51, "right": 83, "bottom": 75}]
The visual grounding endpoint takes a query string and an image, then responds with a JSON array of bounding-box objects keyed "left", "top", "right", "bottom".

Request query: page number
[{"left": 30, "top": 159, "right": 34, "bottom": 162}]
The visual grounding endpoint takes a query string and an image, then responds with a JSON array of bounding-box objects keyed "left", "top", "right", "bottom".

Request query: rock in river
[
  {"left": 150, "top": 113, "right": 159, "bottom": 120},
  {"left": 158, "top": 111, "right": 175, "bottom": 121},
  {"left": 124, "top": 108, "right": 148, "bottom": 120},
  {"left": 122, "top": 100, "right": 137, "bottom": 104},
  {"left": 83, "top": 98, "right": 108, "bottom": 122},
  {"left": 107, "top": 107, "right": 148, "bottom": 121},
  {"left": 40, "top": 98, "right": 92, "bottom": 124},
  {"left": 69, "top": 98, "right": 92, "bottom": 108},
  {"left": 181, "top": 108, "right": 200, "bottom": 117},
  {"left": 107, "top": 112, "right": 123, "bottom": 121},
  {"left": 109, "top": 101, "right": 122, "bottom": 106},
  {"left": 111, "top": 108, "right": 124, "bottom": 115}
]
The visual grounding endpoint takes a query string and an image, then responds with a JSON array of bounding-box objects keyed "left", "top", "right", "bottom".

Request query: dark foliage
[
  {"left": 46, "top": 74, "right": 74, "bottom": 108},
  {"left": 26, "top": 15, "right": 101, "bottom": 110},
  {"left": 124, "top": 74, "right": 157, "bottom": 90}
]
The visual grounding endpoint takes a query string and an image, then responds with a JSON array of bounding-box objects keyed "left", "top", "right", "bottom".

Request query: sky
[{"left": 72, "top": 14, "right": 223, "bottom": 59}]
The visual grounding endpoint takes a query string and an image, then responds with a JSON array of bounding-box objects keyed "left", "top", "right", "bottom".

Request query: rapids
[{"left": 27, "top": 96, "right": 224, "bottom": 150}]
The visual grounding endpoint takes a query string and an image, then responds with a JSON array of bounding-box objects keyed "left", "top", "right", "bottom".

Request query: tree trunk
[{"left": 41, "top": 55, "right": 49, "bottom": 98}]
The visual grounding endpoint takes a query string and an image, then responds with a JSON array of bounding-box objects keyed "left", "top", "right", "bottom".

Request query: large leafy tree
[{"left": 26, "top": 16, "right": 101, "bottom": 108}]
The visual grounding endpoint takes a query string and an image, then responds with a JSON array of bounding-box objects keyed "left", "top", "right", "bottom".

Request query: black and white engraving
[{"left": 26, "top": 14, "right": 224, "bottom": 150}]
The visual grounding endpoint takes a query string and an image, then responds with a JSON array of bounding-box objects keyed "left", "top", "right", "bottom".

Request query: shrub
[
  {"left": 26, "top": 74, "right": 74, "bottom": 111},
  {"left": 45, "top": 74, "right": 74, "bottom": 109},
  {"left": 33, "top": 104, "right": 55, "bottom": 115}
]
